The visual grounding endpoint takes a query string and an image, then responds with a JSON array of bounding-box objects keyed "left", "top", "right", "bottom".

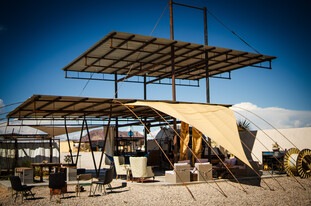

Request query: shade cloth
[
  {"left": 127, "top": 101, "right": 252, "bottom": 168},
  {"left": 31, "top": 126, "right": 97, "bottom": 137}
]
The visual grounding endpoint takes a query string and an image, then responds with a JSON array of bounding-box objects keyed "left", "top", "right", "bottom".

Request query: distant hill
[{"left": 78, "top": 129, "right": 143, "bottom": 142}]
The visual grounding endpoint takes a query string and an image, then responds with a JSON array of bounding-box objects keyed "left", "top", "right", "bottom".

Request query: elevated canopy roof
[
  {"left": 62, "top": 31, "right": 276, "bottom": 83},
  {"left": 6, "top": 95, "right": 230, "bottom": 126}
]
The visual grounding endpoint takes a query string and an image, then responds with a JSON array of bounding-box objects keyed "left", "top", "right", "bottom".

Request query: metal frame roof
[
  {"left": 6, "top": 95, "right": 230, "bottom": 127},
  {"left": 63, "top": 31, "right": 276, "bottom": 83}
]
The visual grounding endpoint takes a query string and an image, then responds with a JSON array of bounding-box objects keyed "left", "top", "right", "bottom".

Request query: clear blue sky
[{"left": 0, "top": 0, "right": 310, "bottom": 116}]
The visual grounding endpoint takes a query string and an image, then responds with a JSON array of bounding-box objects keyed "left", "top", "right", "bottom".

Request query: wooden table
[{"left": 32, "top": 163, "right": 62, "bottom": 182}]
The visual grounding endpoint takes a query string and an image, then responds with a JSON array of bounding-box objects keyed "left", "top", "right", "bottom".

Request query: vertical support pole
[
  {"left": 114, "top": 73, "right": 119, "bottom": 155},
  {"left": 75, "top": 119, "right": 85, "bottom": 166},
  {"left": 14, "top": 138, "right": 18, "bottom": 170},
  {"left": 144, "top": 74, "right": 148, "bottom": 154},
  {"left": 49, "top": 137, "right": 53, "bottom": 163},
  {"left": 170, "top": 0, "right": 178, "bottom": 163},
  {"left": 85, "top": 118, "right": 98, "bottom": 175},
  {"left": 64, "top": 117, "right": 74, "bottom": 165},
  {"left": 203, "top": 6, "right": 212, "bottom": 162},
  {"left": 144, "top": 74, "right": 147, "bottom": 100}
]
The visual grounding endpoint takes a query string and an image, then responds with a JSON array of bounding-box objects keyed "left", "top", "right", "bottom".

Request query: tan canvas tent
[{"left": 127, "top": 101, "right": 252, "bottom": 168}]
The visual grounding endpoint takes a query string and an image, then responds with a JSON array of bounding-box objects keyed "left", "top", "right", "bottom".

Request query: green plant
[{"left": 237, "top": 119, "right": 251, "bottom": 130}]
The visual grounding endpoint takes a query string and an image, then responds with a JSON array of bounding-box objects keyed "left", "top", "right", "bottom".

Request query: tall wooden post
[
  {"left": 144, "top": 74, "right": 148, "bottom": 154},
  {"left": 169, "top": 0, "right": 178, "bottom": 163},
  {"left": 114, "top": 73, "right": 119, "bottom": 155},
  {"left": 203, "top": 7, "right": 212, "bottom": 161}
]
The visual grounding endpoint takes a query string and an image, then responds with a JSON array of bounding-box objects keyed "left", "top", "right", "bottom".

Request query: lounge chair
[
  {"left": 113, "top": 156, "right": 129, "bottom": 179},
  {"left": 9, "top": 176, "right": 35, "bottom": 203},
  {"left": 165, "top": 163, "right": 190, "bottom": 183},
  {"left": 129, "top": 157, "right": 154, "bottom": 182}
]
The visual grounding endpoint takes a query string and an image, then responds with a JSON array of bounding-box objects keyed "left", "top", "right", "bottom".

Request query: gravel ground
[{"left": 1, "top": 176, "right": 311, "bottom": 206}]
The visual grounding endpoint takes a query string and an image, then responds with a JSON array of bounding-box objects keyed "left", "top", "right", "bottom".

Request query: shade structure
[
  {"left": 63, "top": 31, "right": 276, "bottom": 82},
  {"left": 127, "top": 101, "right": 252, "bottom": 168},
  {"left": 31, "top": 126, "right": 98, "bottom": 137}
]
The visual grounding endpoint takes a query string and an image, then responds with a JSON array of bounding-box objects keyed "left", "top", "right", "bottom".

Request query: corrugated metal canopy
[
  {"left": 7, "top": 95, "right": 230, "bottom": 123},
  {"left": 62, "top": 31, "right": 276, "bottom": 82}
]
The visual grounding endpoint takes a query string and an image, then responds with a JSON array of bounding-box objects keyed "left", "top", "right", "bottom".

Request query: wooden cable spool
[
  {"left": 283, "top": 148, "right": 300, "bottom": 176},
  {"left": 296, "top": 149, "right": 311, "bottom": 179}
]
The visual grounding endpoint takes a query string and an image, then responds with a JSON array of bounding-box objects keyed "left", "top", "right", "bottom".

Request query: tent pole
[
  {"left": 64, "top": 117, "right": 74, "bottom": 165},
  {"left": 97, "top": 105, "right": 112, "bottom": 177}
]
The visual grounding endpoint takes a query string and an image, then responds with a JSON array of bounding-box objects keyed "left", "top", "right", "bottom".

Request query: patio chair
[
  {"left": 9, "top": 176, "right": 35, "bottom": 203},
  {"left": 91, "top": 165, "right": 114, "bottom": 195},
  {"left": 129, "top": 157, "right": 154, "bottom": 182},
  {"left": 49, "top": 172, "right": 66, "bottom": 200},
  {"left": 76, "top": 174, "right": 93, "bottom": 197},
  {"left": 113, "top": 156, "right": 129, "bottom": 179},
  {"left": 165, "top": 163, "right": 190, "bottom": 183}
]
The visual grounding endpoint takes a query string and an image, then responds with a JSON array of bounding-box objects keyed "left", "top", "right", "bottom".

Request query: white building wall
[{"left": 240, "top": 127, "right": 311, "bottom": 163}]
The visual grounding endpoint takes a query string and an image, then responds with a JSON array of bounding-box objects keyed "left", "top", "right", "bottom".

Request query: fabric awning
[
  {"left": 31, "top": 126, "right": 97, "bottom": 137},
  {"left": 127, "top": 101, "right": 252, "bottom": 168}
]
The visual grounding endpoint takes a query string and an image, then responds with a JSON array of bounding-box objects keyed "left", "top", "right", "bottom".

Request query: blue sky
[{"left": 0, "top": 0, "right": 310, "bottom": 130}]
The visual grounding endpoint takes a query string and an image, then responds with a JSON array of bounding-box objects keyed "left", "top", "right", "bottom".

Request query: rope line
[
  {"left": 204, "top": 6, "right": 261, "bottom": 54},
  {"left": 150, "top": 3, "right": 169, "bottom": 36},
  {"left": 0, "top": 101, "right": 24, "bottom": 109}
]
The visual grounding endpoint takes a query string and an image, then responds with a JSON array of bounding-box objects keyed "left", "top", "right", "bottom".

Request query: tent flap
[{"left": 127, "top": 101, "right": 252, "bottom": 168}]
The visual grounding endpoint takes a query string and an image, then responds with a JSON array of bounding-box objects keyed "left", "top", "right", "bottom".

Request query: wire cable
[{"left": 203, "top": 5, "right": 261, "bottom": 54}]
